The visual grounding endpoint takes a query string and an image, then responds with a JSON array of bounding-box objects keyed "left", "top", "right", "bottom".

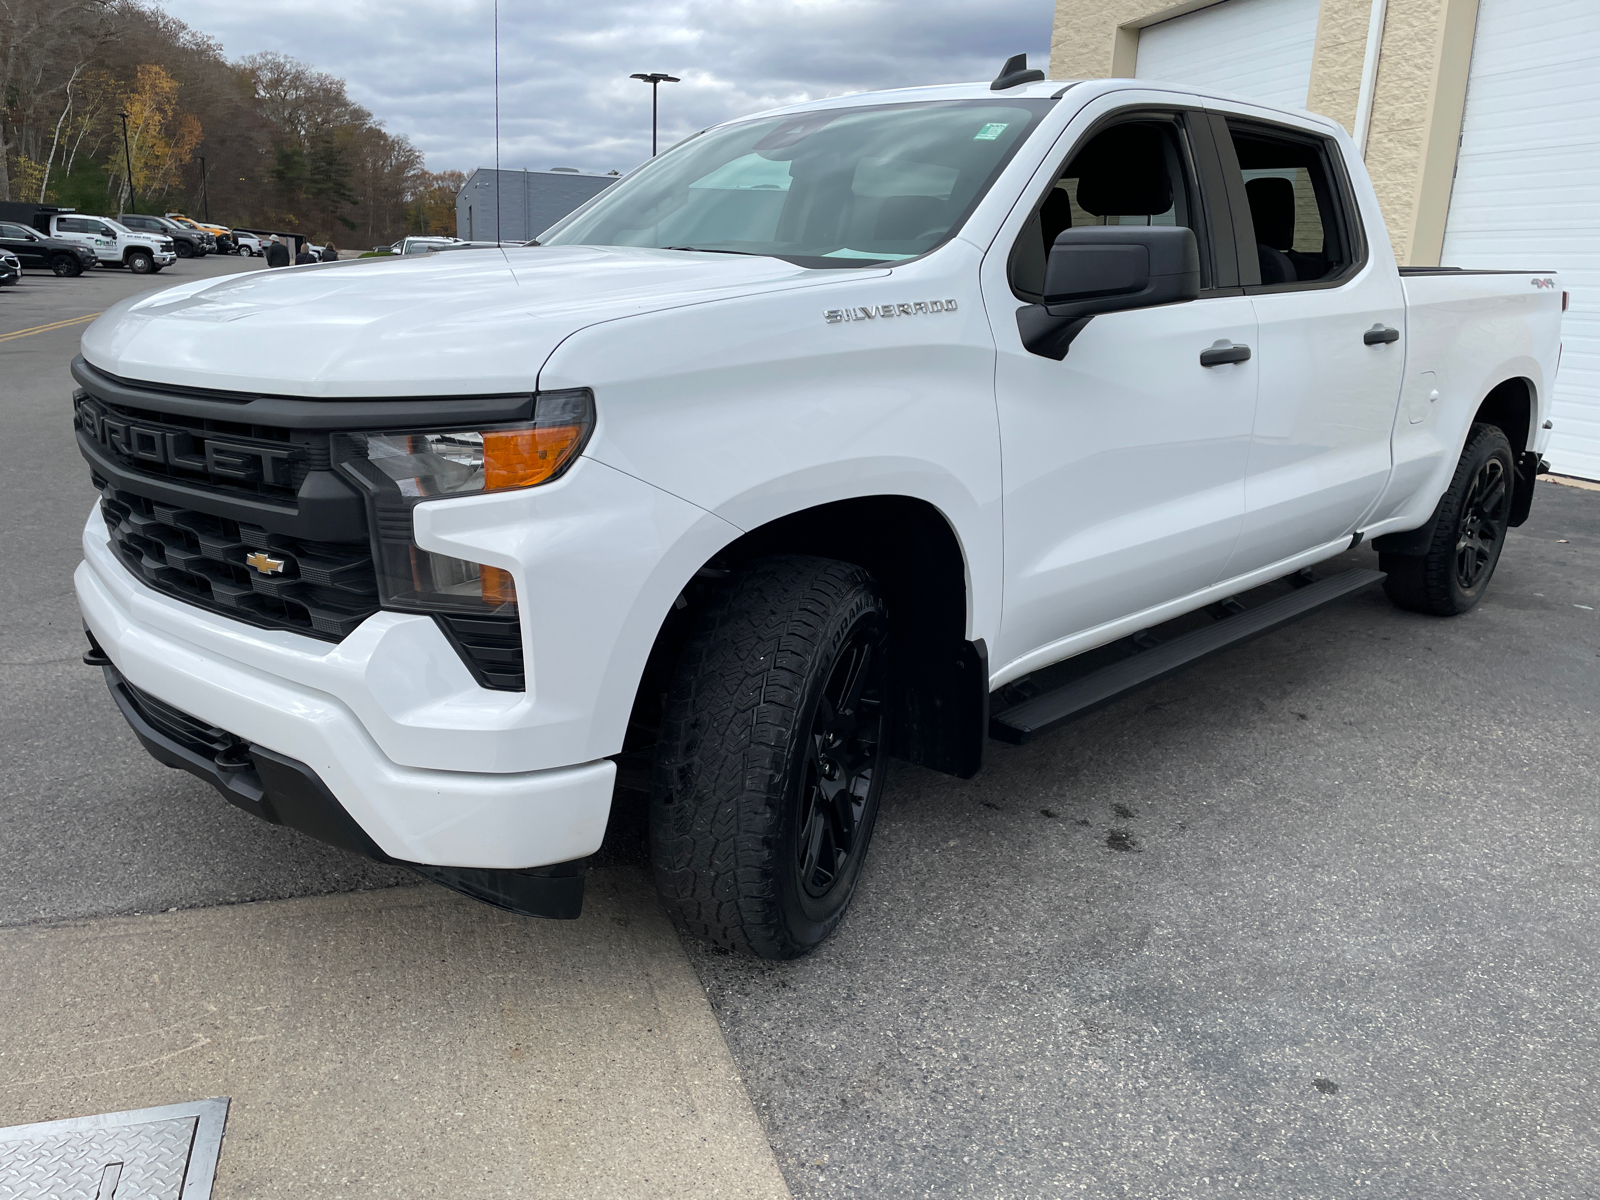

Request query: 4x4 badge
[{"left": 246, "top": 552, "right": 286, "bottom": 575}]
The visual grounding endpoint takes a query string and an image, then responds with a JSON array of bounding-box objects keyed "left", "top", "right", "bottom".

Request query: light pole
[
  {"left": 118, "top": 111, "right": 136, "bottom": 214},
  {"left": 629, "top": 72, "right": 680, "bottom": 157},
  {"left": 199, "top": 155, "right": 210, "bottom": 222}
]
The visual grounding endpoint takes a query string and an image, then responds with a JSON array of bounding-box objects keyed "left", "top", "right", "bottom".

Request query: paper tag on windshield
[{"left": 973, "top": 123, "right": 1009, "bottom": 141}]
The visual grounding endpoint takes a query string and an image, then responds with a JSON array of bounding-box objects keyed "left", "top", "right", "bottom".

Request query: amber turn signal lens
[
  {"left": 480, "top": 564, "right": 517, "bottom": 604},
  {"left": 483, "top": 425, "right": 586, "bottom": 490}
]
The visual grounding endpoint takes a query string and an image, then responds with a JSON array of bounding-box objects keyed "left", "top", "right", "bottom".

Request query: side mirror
[{"left": 1018, "top": 225, "right": 1201, "bottom": 359}]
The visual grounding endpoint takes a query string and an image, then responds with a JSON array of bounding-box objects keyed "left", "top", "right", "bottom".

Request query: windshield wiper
[{"left": 662, "top": 245, "right": 765, "bottom": 256}]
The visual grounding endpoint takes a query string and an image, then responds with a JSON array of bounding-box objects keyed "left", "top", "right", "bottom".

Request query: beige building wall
[{"left": 1049, "top": 0, "right": 1480, "bottom": 265}]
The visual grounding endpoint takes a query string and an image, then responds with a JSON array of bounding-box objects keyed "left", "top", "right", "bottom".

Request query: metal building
[{"left": 455, "top": 168, "right": 618, "bottom": 243}]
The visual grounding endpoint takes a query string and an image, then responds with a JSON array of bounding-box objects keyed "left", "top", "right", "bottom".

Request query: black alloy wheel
[
  {"left": 1454, "top": 453, "right": 1510, "bottom": 592},
  {"left": 1381, "top": 422, "right": 1515, "bottom": 616},
  {"left": 51, "top": 253, "right": 81, "bottom": 277},
  {"left": 175, "top": 241, "right": 194, "bottom": 258},
  {"left": 794, "top": 620, "right": 887, "bottom": 903},
  {"left": 651, "top": 555, "right": 893, "bottom": 958}
]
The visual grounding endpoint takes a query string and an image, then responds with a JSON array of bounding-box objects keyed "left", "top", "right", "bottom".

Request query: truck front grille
[
  {"left": 97, "top": 483, "right": 379, "bottom": 640},
  {"left": 75, "top": 391, "right": 312, "bottom": 503}
]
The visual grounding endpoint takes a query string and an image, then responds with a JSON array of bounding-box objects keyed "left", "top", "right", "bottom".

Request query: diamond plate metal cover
[{"left": 0, "top": 1098, "right": 228, "bottom": 1200}]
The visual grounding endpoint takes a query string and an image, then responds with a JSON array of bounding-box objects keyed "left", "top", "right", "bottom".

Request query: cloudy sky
[{"left": 157, "top": 0, "right": 1056, "bottom": 176}]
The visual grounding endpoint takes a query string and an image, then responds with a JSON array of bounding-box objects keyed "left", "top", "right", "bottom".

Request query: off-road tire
[
  {"left": 1381, "top": 423, "right": 1515, "bottom": 615},
  {"left": 126, "top": 250, "right": 154, "bottom": 274},
  {"left": 50, "top": 253, "right": 82, "bottom": 277},
  {"left": 650, "top": 555, "right": 891, "bottom": 959}
]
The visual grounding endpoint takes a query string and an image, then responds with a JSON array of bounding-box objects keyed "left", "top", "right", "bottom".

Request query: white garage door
[
  {"left": 1440, "top": 0, "right": 1600, "bottom": 480},
  {"left": 1135, "top": 0, "right": 1321, "bottom": 109}
]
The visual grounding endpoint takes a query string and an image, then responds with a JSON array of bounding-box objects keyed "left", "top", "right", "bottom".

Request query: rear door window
[{"left": 1217, "top": 120, "right": 1361, "bottom": 288}]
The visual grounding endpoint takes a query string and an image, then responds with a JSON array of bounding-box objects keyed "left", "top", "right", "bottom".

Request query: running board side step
[{"left": 989, "top": 569, "right": 1385, "bottom": 746}]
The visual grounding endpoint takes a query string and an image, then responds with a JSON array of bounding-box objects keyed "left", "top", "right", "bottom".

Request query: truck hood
[{"left": 81, "top": 245, "right": 879, "bottom": 398}]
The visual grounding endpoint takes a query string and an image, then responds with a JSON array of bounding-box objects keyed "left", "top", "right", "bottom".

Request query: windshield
[{"left": 540, "top": 99, "right": 1051, "bottom": 267}]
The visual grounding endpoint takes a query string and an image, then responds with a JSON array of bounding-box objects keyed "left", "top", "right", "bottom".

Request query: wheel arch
[
  {"left": 625, "top": 494, "right": 988, "bottom": 780},
  {"left": 1474, "top": 375, "right": 1536, "bottom": 456},
  {"left": 1376, "top": 374, "right": 1539, "bottom": 554}
]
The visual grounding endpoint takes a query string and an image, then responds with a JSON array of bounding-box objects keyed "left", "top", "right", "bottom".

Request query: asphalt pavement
[{"left": 3, "top": 252, "right": 1598, "bottom": 1198}]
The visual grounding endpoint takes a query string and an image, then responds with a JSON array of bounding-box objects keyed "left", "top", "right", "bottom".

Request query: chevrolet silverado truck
[
  {"left": 44, "top": 212, "right": 175, "bottom": 273},
  {"left": 74, "top": 58, "right": 1563, "bottom": 958}
]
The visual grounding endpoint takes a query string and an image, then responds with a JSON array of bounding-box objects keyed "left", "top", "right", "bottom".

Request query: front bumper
[
  {"left": 77, "top": 510, "right": 617, "bottom": 871},
  {"left": 98, "top": 657, "right": 588, "bottom": 917}
]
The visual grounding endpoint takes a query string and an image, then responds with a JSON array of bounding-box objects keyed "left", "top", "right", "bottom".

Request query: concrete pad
[{"left": 0, "top": 870, "right": 790, "bottom": 1199}]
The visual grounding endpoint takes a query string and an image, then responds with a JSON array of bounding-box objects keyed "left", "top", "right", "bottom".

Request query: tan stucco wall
[
  {"left": 1366, "top": 0, "right": 1479, "bottom": 265},
  {"left": 1050, "top": 0, "right": 1480, "bottom": 264}
]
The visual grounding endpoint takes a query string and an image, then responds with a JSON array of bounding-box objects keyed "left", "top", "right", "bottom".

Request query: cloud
[{"left": 156, "top": 0, "right": 1054, "bottom": 173}]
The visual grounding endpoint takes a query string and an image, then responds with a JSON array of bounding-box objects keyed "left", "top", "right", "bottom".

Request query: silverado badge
[
  {"left": 245, "top": 551, "right": 286, "bottom": 576},
  {"left": 824, "top": 299, "right": 958, "bottom": 324}
]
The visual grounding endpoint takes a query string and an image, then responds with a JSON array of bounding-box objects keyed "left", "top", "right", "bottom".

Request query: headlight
[{"left": 337, "top": 388, "right": 595, "bottom": 615}]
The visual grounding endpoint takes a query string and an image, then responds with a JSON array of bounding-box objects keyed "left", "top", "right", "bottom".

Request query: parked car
[
  {"left": 233, "top": 232, "right": 264, "bottom": 257},
  {"left": 45, "top": 214, "right": 174, "bottom": 273},
  {"left": 118, "top": 213, "right": 208, "bottom": 258},
  {"left": 0, "top": 220, "right": 98, "bottom": 276},
  {"left": 166, "top": 213, "right": 234, "bottom": 254},
  {"left": 0, "top": 249, "right": 19, "bottom": 287},
  {"left": 394, "top": 236, "right": 467, "bottom": 256},
  {"left": 73, "top": 63, "right": 1562, "bottom": 959}
]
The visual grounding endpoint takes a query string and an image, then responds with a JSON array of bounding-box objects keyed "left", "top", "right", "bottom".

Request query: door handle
[
  {"left": 1364, "top": 324, "right": 1400, "bottom": 345},
  {"left": 1199, "top": 340, "right": 1251, "bottom": 367}
]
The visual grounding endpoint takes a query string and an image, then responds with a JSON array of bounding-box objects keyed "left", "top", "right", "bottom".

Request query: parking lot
[{"left": 4, "top": 255, "right": 1599, "bottom": 1197}]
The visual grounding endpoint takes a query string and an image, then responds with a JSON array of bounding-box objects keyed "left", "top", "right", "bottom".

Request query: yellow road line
[{"left": 0, "top": 311, "right": 102, "bottom": 343}]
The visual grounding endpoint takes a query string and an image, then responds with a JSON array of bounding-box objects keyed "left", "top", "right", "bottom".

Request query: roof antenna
[
  {"left": 991, "top": 53, "right": 1045, "bottom": 91},
  {"left": 493, "top": 0, "right": 501, "bottom": 245}
]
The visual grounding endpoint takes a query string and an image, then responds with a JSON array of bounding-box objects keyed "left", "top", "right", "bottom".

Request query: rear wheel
[
  {"left": 51, "top": 253, "right": 82, "bottom": 277},
  {"left": 126, "top": 250, "right": 154, "bottom": 275},
  {"left": 1382, "top": 423, "right": 1515, "bottom": 615},
  {"left": 650, "top": 556, "right": 891, "bottom": 959}
]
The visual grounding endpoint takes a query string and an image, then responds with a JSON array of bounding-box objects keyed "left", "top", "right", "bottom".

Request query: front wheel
[
  {"left": 650, "top": 556, "right": 891, "bottom": 959},
  {"left": 175, "top": 241, "right": 194, "bottom": 258},
  {"left": 1382, "top": 423, "right": 1515, "bottom": 615},
  {"left": 51, "top": 253, "right": 82, "bottom": 277},
  {"left": 126, "top": 250, "right": 154, "bottom": 274}
]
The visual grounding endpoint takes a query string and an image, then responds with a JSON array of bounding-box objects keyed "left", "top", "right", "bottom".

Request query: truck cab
[
  {"left": 72, "top": 63, "right": 1562, "bottom": 959},
  {"left": 120, "top": 213, "right": 208, "bottom": 258},
  {"left": 48, "top": 214, "right": 175, "bottom": 274}
]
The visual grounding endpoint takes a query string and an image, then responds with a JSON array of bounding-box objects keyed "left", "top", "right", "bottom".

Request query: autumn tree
[
  {"left": 105, "top": 62, "right": 201, "bottom": 208},
  {"left": 6, "top": 1, "right": 435, "bottom": 241},
  {"left": 406, "top": 169, "right": 465, "bottom": 236}
]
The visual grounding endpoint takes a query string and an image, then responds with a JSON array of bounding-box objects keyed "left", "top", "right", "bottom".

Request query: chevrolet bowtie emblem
[{"left": 245, "top": 551, "right": 286, "bottom": 576}]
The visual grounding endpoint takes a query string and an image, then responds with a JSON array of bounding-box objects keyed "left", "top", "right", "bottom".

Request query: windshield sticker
[{"left": 973, "top": 123, "right": 1010, "bottom": 141}]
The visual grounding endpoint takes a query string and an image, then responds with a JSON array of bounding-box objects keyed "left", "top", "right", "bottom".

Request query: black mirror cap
[
  {"left": 1018, "top": 226, "right": 1201, "bottom": 360},
  {"left": 1042, "top": 225, "right": 1199, "bottom": 308}
]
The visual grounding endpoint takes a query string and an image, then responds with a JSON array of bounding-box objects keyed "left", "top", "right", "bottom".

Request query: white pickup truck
[
  {"left": 46, "top": 212, "right": 176, "bottom": 273},
  {"left": 74, "top": 60, "right": 1562, "bottom": 958}
]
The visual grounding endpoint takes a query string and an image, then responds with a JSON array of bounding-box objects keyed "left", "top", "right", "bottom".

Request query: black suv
[
  {"left": 117, "top": 213, "right": 208, "bottom": 258},
  {"left": 0, "top": 221, "right": 100, "bottom": 276}
]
